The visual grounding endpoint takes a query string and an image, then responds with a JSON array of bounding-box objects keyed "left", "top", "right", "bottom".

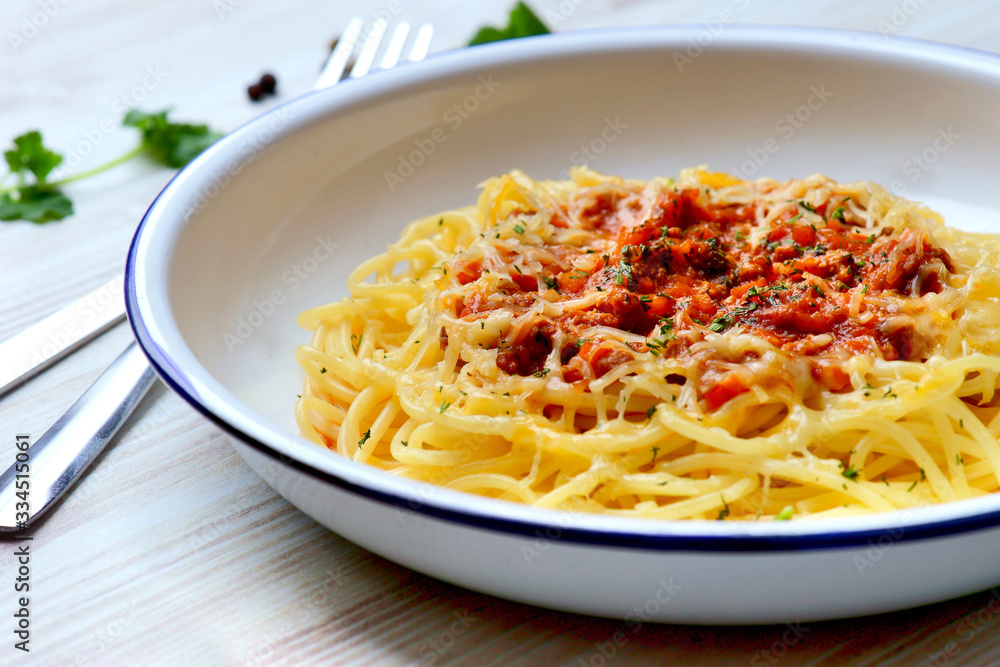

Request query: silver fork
[{"left": 0, "top": 19, "right": 433, "bottom": 532}]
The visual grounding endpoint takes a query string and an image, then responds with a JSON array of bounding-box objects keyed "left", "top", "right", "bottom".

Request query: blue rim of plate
[{"left": 126, "top": 24, "right": 1000, "bottom": 552}]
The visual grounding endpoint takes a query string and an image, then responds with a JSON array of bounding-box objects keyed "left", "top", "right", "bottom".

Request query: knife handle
[{"left": 0, "top": 342, "right": 156, "bottom": 532}]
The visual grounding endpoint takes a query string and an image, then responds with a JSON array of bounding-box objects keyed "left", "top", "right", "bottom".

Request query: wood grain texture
[{"left": 1, "top": 0, "right": 999, "bottom": 664}]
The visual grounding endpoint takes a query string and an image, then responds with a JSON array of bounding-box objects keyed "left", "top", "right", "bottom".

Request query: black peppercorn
[
  {"left": 259, "top": 73, "right": 276, "bottom": 94},
  {"left": 247, "top": 73, "right": 278, "bottom": 102}
]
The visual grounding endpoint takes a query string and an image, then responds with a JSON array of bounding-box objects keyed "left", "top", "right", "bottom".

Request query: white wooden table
[{"left": 2, "top": 0, "right": 999, "bottom": 664}]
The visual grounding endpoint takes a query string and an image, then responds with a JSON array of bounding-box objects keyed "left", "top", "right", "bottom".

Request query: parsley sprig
[{"left": 0, "top": 109, "right": 222, "bottom": 224}]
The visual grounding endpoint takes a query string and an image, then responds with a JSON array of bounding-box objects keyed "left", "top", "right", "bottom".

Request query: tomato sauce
[{"left": 449, "top": 187, "right": 954, "bottom": 398}]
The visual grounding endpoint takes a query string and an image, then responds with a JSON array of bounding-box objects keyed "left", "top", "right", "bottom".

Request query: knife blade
[{"left": 0, "top": 275, "right": 126, "bottom": 397}]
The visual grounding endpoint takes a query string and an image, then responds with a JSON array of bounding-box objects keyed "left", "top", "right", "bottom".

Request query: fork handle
[{"left": 0, "top": 342, "right": 156, "bottom": 532}]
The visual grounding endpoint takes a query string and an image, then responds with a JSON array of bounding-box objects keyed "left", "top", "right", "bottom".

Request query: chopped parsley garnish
[
  {"left": 607, "top": 259, "right": 634, "bottom": 287},
  {"left": 533, "top": 368, "right": 551, "bottom": 378},
  {"left": 513, "top": 223, "right": 525, "bottom": 234},
  {"left": 716, "top": 497, "right": 730, "bottom": 521},
  {"left": 775, "top": 506, "right": 795, "bottom": 521},
  {"left": 646, "top": 406, "right": 657, "bottom": 420},
  {"left": 840, "top": 462, "right": 860, "bottom": 481},
  {"left": 358, "top": 429, "right": 371, "bottom": 448},
  {"left": 709, "top": 314, "right": 733, "bottom": 333},
  {"left": 647, "top": 322, "right": 676, "bottom": 356}
]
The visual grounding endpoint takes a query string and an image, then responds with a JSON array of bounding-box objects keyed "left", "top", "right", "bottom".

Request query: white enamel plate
[{"left": 127, "top": 26, "right": 1000, "bottom": 624}]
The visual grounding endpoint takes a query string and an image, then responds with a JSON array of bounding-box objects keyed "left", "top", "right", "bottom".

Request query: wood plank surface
[{"left": 1, "top": 0, "right": 999, "bottom": 664}]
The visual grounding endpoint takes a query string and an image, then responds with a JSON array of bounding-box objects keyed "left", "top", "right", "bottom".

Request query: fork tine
[
  {"left": 315, "top": 17, "right": 363, "bottom": 90},
  {"left": 316, "top": 18, "right": 432, "bottom": 91},
  {"left": 379, "top": 22, "right": 410, "bottom": 70},
  {"left": 409, "top": 24, "right": 433, "bottom": 62},
  {"left": 349, "top": 19, "right": 387, "bottom": 79}
]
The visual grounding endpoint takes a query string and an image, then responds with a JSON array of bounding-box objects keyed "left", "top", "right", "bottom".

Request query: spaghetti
[{"left": 295, "top": 167, "right": 1000, "bottom": 520}]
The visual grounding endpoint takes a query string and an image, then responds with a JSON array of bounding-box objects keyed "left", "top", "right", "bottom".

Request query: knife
[{"left": 0, "top": 275, "right": 127, "bottom": 397}]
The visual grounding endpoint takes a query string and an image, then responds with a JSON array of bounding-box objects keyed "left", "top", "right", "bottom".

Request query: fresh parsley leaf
[
  {"left": 4, "top": 131, "right": 63, "bottom": 181},
  {"left": 469, "top": 26, "right": 506, "bottom": 44},
  {"left": 123, "top": 109, "right": 223, "bottom": 168},
  {"left": 0, "top": 186, "right": 73, "bottom": 223},
  {"left": 468, "top": 2, "right": 550, "bottom": 46}
]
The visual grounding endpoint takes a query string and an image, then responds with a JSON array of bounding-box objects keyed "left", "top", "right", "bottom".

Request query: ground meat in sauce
[
  {"left": 447, "top": 183, "right": 954, "bottom": 397},
  {"left": 496, "top": 321, "right": 554, "bottom": 376}
]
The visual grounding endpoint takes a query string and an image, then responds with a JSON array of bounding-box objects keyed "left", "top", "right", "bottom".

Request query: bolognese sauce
[{"left": 444, "top": 176, "right": 955, "bottom": 407}]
